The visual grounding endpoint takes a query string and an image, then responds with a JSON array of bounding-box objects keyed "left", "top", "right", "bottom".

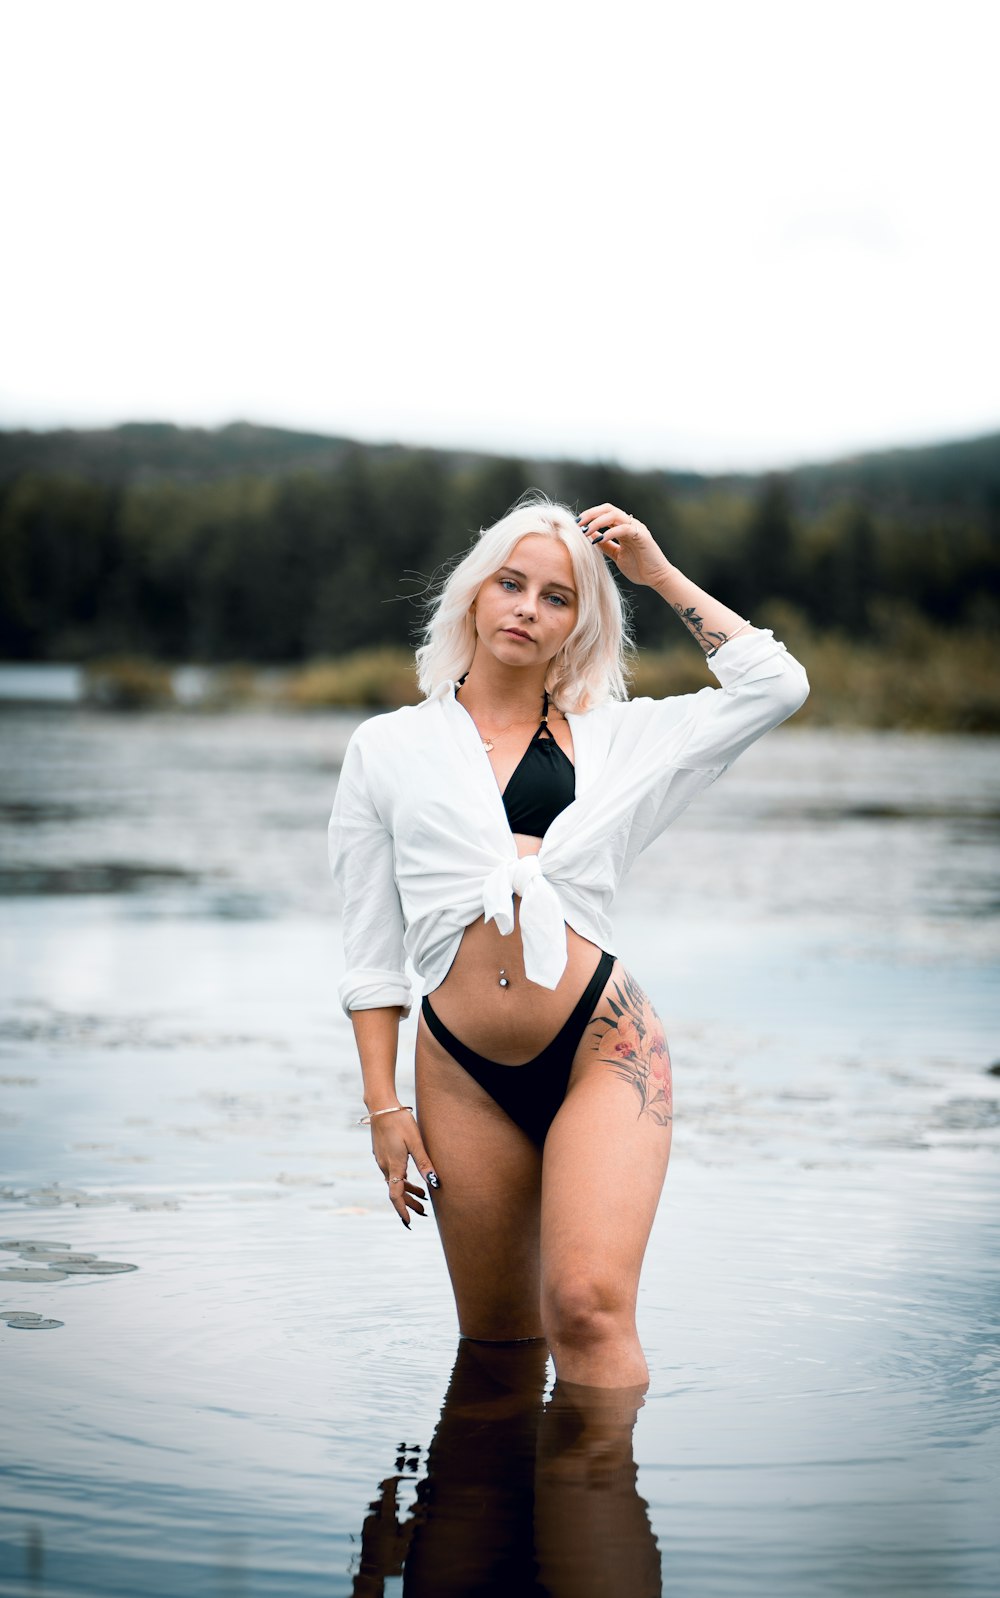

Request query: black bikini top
[
  {"left": 458, "top": 679, "right": 576, "bottom": 837},
  {"left": 502, "top": 691, "right": 576, "bottom": 836}
]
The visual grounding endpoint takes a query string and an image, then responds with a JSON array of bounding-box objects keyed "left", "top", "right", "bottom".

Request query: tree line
[{"left": 0, "top": 427, "right": 997, "bottom": 662}]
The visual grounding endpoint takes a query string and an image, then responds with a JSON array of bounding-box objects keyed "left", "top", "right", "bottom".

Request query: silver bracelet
[
  {"left": 357, "top": 1104, "right": 414, "bottom": 1127},
  {"left": 707, "top": 619, "right": 753, "bottom": 656}
]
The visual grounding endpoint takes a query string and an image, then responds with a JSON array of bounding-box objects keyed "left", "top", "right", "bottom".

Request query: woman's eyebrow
[{"left": 500, "top": 566, "right": 577, "bottom": 595}]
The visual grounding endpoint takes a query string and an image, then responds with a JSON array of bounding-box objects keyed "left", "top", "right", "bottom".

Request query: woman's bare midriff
[{"left": 425, "top": 833, "right": 605, "bottom": 1066}]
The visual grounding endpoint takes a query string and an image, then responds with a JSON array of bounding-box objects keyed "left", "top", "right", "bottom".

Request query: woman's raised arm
[{"left": 578, "top": 502, "right": 756, "bottom": 653}]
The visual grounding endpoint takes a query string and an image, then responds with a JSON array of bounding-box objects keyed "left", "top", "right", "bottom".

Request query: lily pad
[
  {"left": 18, "top": 1250, "right": 97, "bottom": 1263},
  {"left": 0, "top": 1267, "right": 68, "bottom": 1281},
  {"left": 5, "top": 1315, "right": 64, "bottom": 1330},
  {"left": 0, "top": 1239, "right": 72, "bottom": 1251},
  {"left": 56, "top": 1260, "right": 137, "bottom": 1275},
  {"left": 0, "top": 1310, "right": 42, "bottom": 1322}
]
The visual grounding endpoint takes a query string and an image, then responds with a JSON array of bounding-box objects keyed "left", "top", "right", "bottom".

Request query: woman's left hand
[{"left": 578, "top": 504, "right": 672, "bottom": 589}]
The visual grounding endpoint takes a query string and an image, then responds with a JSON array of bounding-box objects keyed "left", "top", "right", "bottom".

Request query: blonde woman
[{"left": 328, "top": 494, "right": 808, "bottom": 1388}]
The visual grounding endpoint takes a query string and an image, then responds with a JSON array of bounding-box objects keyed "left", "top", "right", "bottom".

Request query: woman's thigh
[
  {"left": 540, "top": 962, "right": 673, "bottom": 1319},
  {"left": 415, "top": 1014, "right": 545, "bottom": 1341}
]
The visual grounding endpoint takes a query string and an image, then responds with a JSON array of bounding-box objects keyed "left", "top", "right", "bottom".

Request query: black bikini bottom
[{"left": 420, "top": 949, "right": 616, "bottom": 1149}]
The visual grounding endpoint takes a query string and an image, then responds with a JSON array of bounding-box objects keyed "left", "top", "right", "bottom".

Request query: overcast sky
[{"left": 2, "top": 0, "right": 998, "bottom": 471}]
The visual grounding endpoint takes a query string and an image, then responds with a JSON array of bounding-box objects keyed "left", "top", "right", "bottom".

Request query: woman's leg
[
  {"left": 415, "top": 1013, "right": 545, "bottom": 1340},
  {"left": 540, "top": 962, "right": 673, "bottom": 1386}
]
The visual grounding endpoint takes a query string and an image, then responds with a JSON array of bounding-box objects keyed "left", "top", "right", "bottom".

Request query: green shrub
[
  {"left": 81, "top": 656, "right": 175, "bottom": 710},
  {"left": 278, "top": 648, "right": 420, "bottom": 709}
]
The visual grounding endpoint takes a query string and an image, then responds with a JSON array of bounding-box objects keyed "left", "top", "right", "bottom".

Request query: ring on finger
[{"left": 388, "top": 1176, "right": 401, "bottom": 1186}]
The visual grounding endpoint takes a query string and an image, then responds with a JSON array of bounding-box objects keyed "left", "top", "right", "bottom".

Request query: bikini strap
[{"left": 537, "top": 687, "right": 556, "bottom": 741}]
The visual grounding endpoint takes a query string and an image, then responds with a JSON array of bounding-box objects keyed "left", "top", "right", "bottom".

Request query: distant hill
[
  {"left": 0, "top": 421, "right": 390, "bottom": 484},
  {"left": 1, "top": 419, "right": 998, "bottom": 519},
  {"left": 771, "top": 431, "right": 1000, "bottom": 519}
]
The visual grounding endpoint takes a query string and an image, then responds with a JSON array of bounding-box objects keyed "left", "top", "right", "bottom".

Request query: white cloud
[{"left": 2, "top": 0, "right": 998, "bottom": 469}]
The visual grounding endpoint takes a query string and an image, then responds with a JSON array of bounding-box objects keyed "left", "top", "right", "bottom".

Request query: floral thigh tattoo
[{"left": 589, "top": 969, "right": 673, "bottom": 1127}]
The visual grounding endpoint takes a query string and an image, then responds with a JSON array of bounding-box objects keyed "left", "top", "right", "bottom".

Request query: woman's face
[{"left": 472, "top": 534, "right": 579, "bottom": 670}]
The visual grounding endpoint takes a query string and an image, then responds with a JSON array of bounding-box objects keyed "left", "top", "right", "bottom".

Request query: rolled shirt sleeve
[{"left": 328, "top": 728, "right": 414, "bottom": 1018}]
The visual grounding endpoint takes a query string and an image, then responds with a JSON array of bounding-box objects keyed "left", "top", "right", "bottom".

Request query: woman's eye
[{"left": 497, "top": 577, "right": 567, "bottom": 605}]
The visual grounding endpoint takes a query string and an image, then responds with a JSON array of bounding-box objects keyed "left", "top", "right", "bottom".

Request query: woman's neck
[{"left": 457, "top": 654, "right": 548, "bottom": 726}]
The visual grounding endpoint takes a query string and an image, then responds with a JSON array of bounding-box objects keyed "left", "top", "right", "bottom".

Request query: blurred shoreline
[{"left": 1, "top": 624, "right": 998, "bottom": 732}]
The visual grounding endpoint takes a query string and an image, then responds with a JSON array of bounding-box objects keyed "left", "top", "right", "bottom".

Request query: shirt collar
[{"left": 422, "top": 678, "right": 460, "bottom": 706}]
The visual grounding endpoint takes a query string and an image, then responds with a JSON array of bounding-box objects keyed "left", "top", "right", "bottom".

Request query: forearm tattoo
[
  {"left": 589, "top": 970, "right": 673, "bottom": 1127},
  {"left": 672, "top": 603, "right": 730, "bottom": 655}
]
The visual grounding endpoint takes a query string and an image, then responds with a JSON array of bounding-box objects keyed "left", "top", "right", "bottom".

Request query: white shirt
[{"left": 327, "top": 629, "right": 809, "bottom": 1016}]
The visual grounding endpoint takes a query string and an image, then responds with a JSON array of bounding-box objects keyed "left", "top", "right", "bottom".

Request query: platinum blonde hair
[{"left": 416, "top": 492, "right": 634, "bottom": 711}]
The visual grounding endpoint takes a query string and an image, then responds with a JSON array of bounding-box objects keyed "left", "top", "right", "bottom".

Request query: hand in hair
[{"left": 577, "top": 504, "right": 671, "bottom": 589}]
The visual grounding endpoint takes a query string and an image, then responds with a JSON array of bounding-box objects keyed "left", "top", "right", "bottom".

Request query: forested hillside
[{"left": 0, "top": 422, "right": 997, "bottom": 666}]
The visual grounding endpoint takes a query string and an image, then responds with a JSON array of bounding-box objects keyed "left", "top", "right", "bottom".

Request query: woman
[{"left": 328, "top": 494, "right": 809, "bottom": 1389}]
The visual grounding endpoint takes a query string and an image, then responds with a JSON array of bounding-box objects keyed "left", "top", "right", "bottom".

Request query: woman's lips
[{"left": 503, "top": 628, "right": 532, "bottom": 641}]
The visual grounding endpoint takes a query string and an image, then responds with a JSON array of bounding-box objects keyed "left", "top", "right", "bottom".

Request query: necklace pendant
[{"left": 482, "top": 738, "right": 494, "bottom": 752}]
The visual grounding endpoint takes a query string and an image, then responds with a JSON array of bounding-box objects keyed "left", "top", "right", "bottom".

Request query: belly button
[{"left": 499, "top": 968, "right": 509, "bottom": 988}]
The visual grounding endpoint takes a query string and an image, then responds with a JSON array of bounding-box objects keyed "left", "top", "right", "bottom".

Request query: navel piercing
[{"left": 499, "top": 969, "right": 509, "bottom": 988}]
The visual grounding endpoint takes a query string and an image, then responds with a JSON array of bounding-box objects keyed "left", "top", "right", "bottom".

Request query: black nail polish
[
  {"left": 400, "top": 1214, "right": 410, "bottom": 1227},
  {"left": 427, "top": 1171, "right": 440, "bottom": 1189}
]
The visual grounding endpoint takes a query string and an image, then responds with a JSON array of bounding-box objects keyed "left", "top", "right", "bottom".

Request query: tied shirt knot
[{"left": 481, "top": 853, "right": 568, "bottom": 991}]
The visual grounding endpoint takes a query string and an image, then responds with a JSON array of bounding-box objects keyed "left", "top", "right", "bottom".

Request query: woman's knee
[{"left": 541, "top": 1271, "right": 633, "bottom": 1351}]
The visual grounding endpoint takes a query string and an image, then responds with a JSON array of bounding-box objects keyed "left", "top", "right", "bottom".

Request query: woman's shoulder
[
  {"left": 338, "top": 705, "right": 429, "bottom": 812},
  {"left": 569, "top": 690, "right": 714, "bottom": 767},
  {"left": 341, "top": 703, "right": 428, "bottom": 774},
  {"left": 571, "top": 689, "right": 705, "bottom": 726},
  {"left": 347, "top": 701, "right": 426, "bottom": 746}
]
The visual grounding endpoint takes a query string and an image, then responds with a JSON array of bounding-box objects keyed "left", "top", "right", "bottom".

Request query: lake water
[{"left": 0, "top": 697, "right": 998, "bottom": 1597}]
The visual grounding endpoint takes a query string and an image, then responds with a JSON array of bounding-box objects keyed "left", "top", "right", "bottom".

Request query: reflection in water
[{"left": 351, "top": 1339, "right": 660, "bottom": 1598}]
